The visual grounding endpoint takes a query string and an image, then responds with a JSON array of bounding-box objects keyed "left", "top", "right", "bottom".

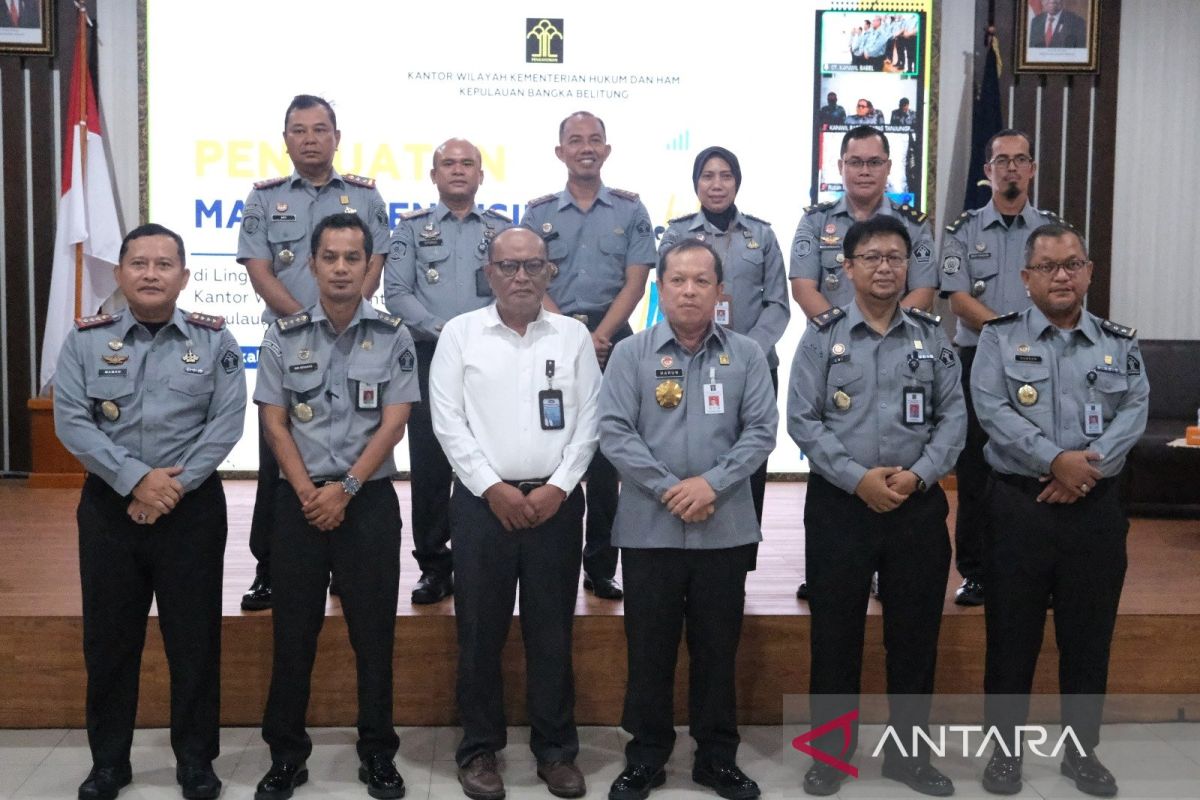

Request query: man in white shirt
[{"left": 430, "top": 227, "right": 602, "bottom": 800}]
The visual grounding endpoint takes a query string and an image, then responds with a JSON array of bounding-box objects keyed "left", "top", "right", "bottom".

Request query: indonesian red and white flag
[{"left": 38, "top": 22, "right": 122, "bottom": 393}]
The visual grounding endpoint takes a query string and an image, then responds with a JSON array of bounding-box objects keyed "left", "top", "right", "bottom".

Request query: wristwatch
[
  {"left": 340, "top": 473, "right": 362, "bottom": 497},
  {"left": 916, "top": 476, "right": 928, "bottom": 492}
]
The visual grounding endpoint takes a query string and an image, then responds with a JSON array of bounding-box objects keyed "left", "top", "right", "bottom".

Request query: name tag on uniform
[
  {"left": 904, "top": 387, "right": 926, "bottom": 424},
  {"left": 704, "top": 383, "right": 725, "bottom": 415},
  {"left": 1084, "top": 402, "right": 1104, "bottom": 435},
  {"left": 539, "top": 389, "right": 565, "bottom": 430},
  {"left": 358, "top": 382, "right": 379, "bottom": 410}
]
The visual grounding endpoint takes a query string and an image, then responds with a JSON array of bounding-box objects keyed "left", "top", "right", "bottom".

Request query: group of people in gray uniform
[{"left": 52, "top": 93, "right": 1148, "bottom": 800}]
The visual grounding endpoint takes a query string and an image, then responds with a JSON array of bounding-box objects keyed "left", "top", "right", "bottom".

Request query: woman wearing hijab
[{"left": 659, "top": 146, "right": 790, "bottom": 522}]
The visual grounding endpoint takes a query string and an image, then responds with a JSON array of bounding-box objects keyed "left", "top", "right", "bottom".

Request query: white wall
[
  {"left": 1110, "top": 0, "right": 1200, "bottom": 339},
  {"left": 97, "top": 1, "right": 140, "bottom": 230}
]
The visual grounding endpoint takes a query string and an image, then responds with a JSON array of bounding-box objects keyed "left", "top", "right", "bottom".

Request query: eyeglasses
[
  {"left": 491, "top": 259, "right": 550, "bottom": 277},
  {"left": 988, "top": 155, "right": 1034, "bottom": 169},
  {"left": 851, "top": 252, "right": 908, "bottom": 268},
  {"left": 843, "top": 158, "right": 889, "bottom": 171},
  {"left": 1025, "top": 259, "right": 1089, "bottom": 275}
]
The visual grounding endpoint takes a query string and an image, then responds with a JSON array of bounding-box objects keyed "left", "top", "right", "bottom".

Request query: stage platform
[{"left": 2, "top": 480, "right": 1198, "bottom": 729}]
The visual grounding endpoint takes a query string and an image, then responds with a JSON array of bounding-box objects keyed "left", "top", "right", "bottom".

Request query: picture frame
[
  {"left": 1016, "top": 0, "right": 1099, "bottom": 73},
  {"left": 0, "top": 0, "right": 54, "bottom": 56}
]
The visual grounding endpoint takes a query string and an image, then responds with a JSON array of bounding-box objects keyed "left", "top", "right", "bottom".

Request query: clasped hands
[
  {"left": 484, "top": 483, "right": 568, "bottom": 532},
  {"left": 126, "top": 466, "right": 184, "bottom": 525},
  {"left": 662, "top": 476, "right": 717, "bottom": 523},
  {"left": 854, "top": 467, "right": 922, "bottom": 513},
  {"left": 1038, "top": 450, "right": 1103, "bottom": 504}
]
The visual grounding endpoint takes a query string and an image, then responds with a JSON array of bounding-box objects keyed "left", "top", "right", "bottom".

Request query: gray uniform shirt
[
  {"left": 787, "top": 302, "right": 966, "bottom": 493},
  {"left": 237, "top": 169, "right": 390, "bottom": 323},
  {"left": 383, "top": 203, "right": 512, "bottom": 341},
  {"left": 253, "top": 300, "right": 420, "bottom": 481},
  {"left": 940, "top": 200, "right": 1062, "bottom": 346},
  {"left": 521, "top": 186, "right": 657, "bottom": 315},
  {"left": 789, "top": 196, "right": 937, "bottom": 310},
  {"left": 659, "top": 211, "right": 791, "bottom": 368},
  {"left": 971, "top": 306, "right": 1149, "bottom": 479},
  {"left": 54, "top": 308, "right": 247, "bottom": 496},
  {"left": 599, "top": 322, "right": 778, "bottom": 549}
]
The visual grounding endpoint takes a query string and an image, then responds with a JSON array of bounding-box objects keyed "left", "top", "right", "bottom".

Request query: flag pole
[{"left": 73, "top": 1, "right": 88, "bottom": 319}]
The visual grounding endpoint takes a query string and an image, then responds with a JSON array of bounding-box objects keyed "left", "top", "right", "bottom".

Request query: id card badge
[
  {"left": 357, "top": 382, "right": 379, "bottom": 410},
  {"left": 539, "top": 389, "right": 565, "bottom": 430},
  {"left": 903, "top": 386, "right": 925, "bottom": 424},
  {"left": 1084, "top": 402, "right": 1104, "bottom": 435},
  {"left": 714, "top": 296, "right": 732, "bottom": 327},
  {"left": 475, "top": 267, "right": 493, "bottom": 298},
  {"left": 704, "top": 383, "right": 725, "bottom": 415}
]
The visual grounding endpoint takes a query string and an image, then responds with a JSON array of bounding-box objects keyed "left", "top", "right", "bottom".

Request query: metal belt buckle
[{"left": 517, "top": 480, "right": 545, "bottom": 495}]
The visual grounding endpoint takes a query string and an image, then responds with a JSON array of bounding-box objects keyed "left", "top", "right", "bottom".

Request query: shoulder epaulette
[
  {"left": 401, "top": 207, "right": 432, "bottom": 221},
  {"left": 983, "top": 311, "right": 1020, "bottom": 326},
  {"left": 668, "top": 213, "right": 696, "bottom": 225},
  {"left": 945, "top": 210, "right": 972, "bottom": 234},
  {"left": 373, "top": 312, "right": 403, "bottom": 329},
  {"left": 904, "top": 306, "right": 941, "bottom": 325},
  {"left": 1035, "top": 207, "right": 1062, "bottom": 221},
  {"left": 526, "top": 193, "right": 557, "bottom": 208},
  {"left": 75, "top": 313, "right": 119, "bottom": 330},
  {"left": 1100, "top": 319, "right": 1136, "bottom": 339},
  {"left": 811, "top": 306, "right": 845, "bottom": 330},
  {"left": 185, "top": 311, "right": 226, "bottom": 331},
  {"left": 342, "top": 173, "right": 376, "bottom": 189},
  {"left": 609, "top": 187, "right": 640, "bottom": 201},
  {"left": 483, "top": 208, "right": 512, "bottom": 223},
  {"left": 253, "top": 176, "right": 288, "bottom": 190},
  {"left": 741, "top": 212, "right": 771, "bottom": 226},
  {"left": 892, "top": 200, "right": 928, "bottom": 225},
  {"left": 804, "top": 200, "right": 837, "bottom": 215},
  {"left": 276, "top": 311, "right": 312, "bottom": 332}
]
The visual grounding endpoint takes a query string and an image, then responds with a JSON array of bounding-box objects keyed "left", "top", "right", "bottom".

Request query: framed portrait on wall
[
  {"left": 1016, "top": 0, "right": 1099, "bottom": 72},
  {"left": 0, "top": 0, "right": 54, "bottom": 56}
]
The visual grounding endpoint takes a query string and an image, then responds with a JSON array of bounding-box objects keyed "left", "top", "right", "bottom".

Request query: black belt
[
  {"left": 502, "top": 478, "right": 550, "bottom": 495},
  {"left": 991, "top": 470, "right": 1114, "bottom": 495}
]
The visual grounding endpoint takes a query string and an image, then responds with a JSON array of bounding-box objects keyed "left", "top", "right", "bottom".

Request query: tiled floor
[{"left": 2, "top": 723, "right": 1199, "bottom": 799}]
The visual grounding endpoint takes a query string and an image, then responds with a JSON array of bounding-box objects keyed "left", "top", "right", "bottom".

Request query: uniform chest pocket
[
  {"left": 819, "top": 247, "right": 844, "bottom": 269},
  {"left": 282, "top": 368, "right": 325, "bottom": 399},
  {"left": 86, "top": 375, "right": 136, "bottom": 401},
  {"left": 416, "top": 244, "right": 450, "bottom": 266},
  {"left": 828, "top": 362, "right": 863, "bottom": 389},
  {"left": 900, "top": 360, "right": 936, "bottom": 385},
  {"left": 168, "top": 372, "right": 216, "bottom": 397},
  {"left": 599, "top": 233, "right": 627, "bottom": 258},
  {"left": 968, "top": 254, "right": 999, "bottom": 279},
  {"left": 267, "top": 222, "right": 304, "bottom": 247},
  {"left": 547, "top": 239, "right": 570, "bottom": 264},
  {"left": 1093, "top": 371, "right": 1128, "bottom": 416},
  {"left": 1004, "top": 362, "right": 1051, "bottom": 410},
  {"left": 348, "top": 365, "right": 389, "bottom": 409}
]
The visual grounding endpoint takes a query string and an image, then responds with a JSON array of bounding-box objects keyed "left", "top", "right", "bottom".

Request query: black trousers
[
  {"left": 953, "top": 345, "right": 988, "bottom": 582},
  {"left": 248, "top": 427, "right": 279, "bottom": 579},
  {"left": 983, "top": 473, "right": 1128, "bottom": 753},
  {"left": 78, "top": 473, "right": 227, "bottom": 769},
  {"left": 582, "top": 321, "right": 632, "bottom": 581},
  {"left": 804, "top": 474, "right": 951, "bottom": 763},
  {"left": 451, "top": 480, "right": 584, "bottom": 767},
  {"left": 262, "top": 479, "right": 402, "bottom": 763},
  {"left": 621, "top": 545, "right": 755, "bottom": 769},
  {"left": 408, "top": 340, "right": 454, "bottom": 577}
]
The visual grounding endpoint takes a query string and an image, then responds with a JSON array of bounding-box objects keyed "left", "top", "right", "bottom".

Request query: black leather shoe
[
  {"left": 359, "top": 753, "right": 405, "bottom": 799},
  {"left": 981, "top": 751, "right": 1022, "bottom": 795},
  {"left": 692, "top": 758, "right": 760, "bottom": 799},
  {"left": 411, "top": 573, "right": 453, "bottom": 605},
  {"left": 1061, "top": 749, "right": 1117, "bottom": 797},
  {"left": 584, "top": 575, "right": 623, "bottom": 600},
  {"left": 802, "top": 762, "right": 844, "bottom": 796},
  {"left": 79, "top": 764, "right": 132, "bottom": 800},
  {"left": 881, "top": 760, "right": 954, "bottom": 796},
  {"left": 609, "top": 763, "right": 665, "bottom": 800},
  {"left": 241, "top": 576, "right": 272, "bottom": 611},
  {"left": 177, "top": 763, "right": 221, "bottom": 800},
  {"left": 255, "top": 762, "right": 308, "bottom": 800},
  {"left": 796, "top": 582, "right": 809, "bottom": 600},
  {"left": 954, "top": 578, "right": 984, "bottom": 606}
]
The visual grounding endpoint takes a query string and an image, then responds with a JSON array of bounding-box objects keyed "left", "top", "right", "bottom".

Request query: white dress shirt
[{"left": 430, "top": 304, "right": 601, "bottom": 497}]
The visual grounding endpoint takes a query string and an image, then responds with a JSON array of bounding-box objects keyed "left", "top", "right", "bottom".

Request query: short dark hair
[
  {"left": 1024, "top": 222, "right": 1087, "bottom": 264},
  {"left": 284, "top": 94, "right": 337, "bottom": 131},
  {"left": 899, "top": 97, "right": 910, "bottom": 107},
  {"left": 310, "top": 213, "right": 372, "bottom": 259},
  {"left": 486, "top": 227, "right": 547, "bottom": 262},
  {"left": 984, "top": 128, "right": 1034, "bottom": 163},
  {"left": 558, "top": 110, "right": 607, "bottom": 142},
  {"left": 119, "top": 223, "right": 186, "bottom": 266},
  {"left": 843, "top": 215, "right": 912, "bottom": 259},
  {"left": 657, "top": 237, "right": 724, "bottom": 284},
  {"left": 841, "top": 125, "right": 889, "bottom": 157}
]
